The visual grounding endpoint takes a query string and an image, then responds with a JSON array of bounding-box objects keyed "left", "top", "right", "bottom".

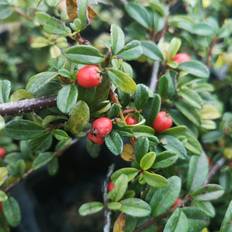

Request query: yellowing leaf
[
  {"left": 201, "top": 228, "right": 209, "bottom": 232},
  {"left": 201, "top": 104, "right": 221, "bottom": 120},
  {"left": 113, "top": 213, "right": 126, "bottom": 232},
  {"left": 0, "top": 167, "right": 8, "bottom": 186},
  {"left": 121, "top": 144, "right": 135, "bottom": 161},
  {"left": 202, "top": 0, "right": 211, "bottom": 8},
  {"left": 224, "top": 148, "right": 232, "bottom": 159},
  {"left": 66, "top": 0, "right": 77, "bottom": 20}
]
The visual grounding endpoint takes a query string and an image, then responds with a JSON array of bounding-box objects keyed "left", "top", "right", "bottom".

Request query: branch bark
[{"left": 0, "top": 96, "right": 57, "bottom": 116}]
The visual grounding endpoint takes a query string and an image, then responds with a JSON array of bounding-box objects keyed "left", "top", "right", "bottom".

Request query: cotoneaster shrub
[{"left": 0, "top": 0, "right": 232, "bottom": 231}]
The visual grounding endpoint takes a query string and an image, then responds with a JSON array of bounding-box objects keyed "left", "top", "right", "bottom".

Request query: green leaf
[
  {"left": 111, "top": 168, "right": 139, "bottom": 182},
  {"left": 168, "top": 37, "right": 182, "bottom": 58},
  {"left": 161, "top": 135, "right": 187, "bottom": 159},
  {"left": 0, "top": 0, "right": 13, "bottom": 19},
  {"left": 125, "top": 3, "right": 151, "bottom": 29},
  {"left": 48, "top": 157, "right": 59, "bottom": 176},
  {"left": 130, "top": 125, "right": 155, "bottom": 139},
  {"left": 182, "top": 207, "right": 209, "bottom": 232},
  {"left": 141, "top": 41, "right": 163, "bottom": 61},
  {"left": 32, "top": 152, "right": 54, "bottom": 170},
  {"left": 187, "top": 152, "right": 209, "bottom": 191},
  {"left": 175, "top": 101, "right": 201, "bottom": 126},
  {"left": 67, "top": 101, "right": 90, "bottom": 135},
  {"left": 135, "top": 137, "right": 149, "bottom": 162},
  {"left": 111, "top": 24, "right": 125, "bottom": 54},
  {"left": 35, "top": 12, "right": 70, "bottom": 35},
  {"left": 3, "top": 197, "right": 21, "bottom": 227},
  {"left": 5, "top": 119, "right": 44, "bottom": 140},
  {"left": 164, "top": 209, "right": 189, "bottom": 232},
  {"left": 143, "top": 94, "right": 161, "bottom": 126},
  {"left": 0, "top": 115, "right": 5, "bottom": 131},
  {"left": 140, "top": 152, "right": 156, "bottom": 170},
  {"left": 0, "top": 167, "right": 8, "bottom": 186},
  {"left": 10, "top": 89, "right": 33, "bottom": 102},
  {"left": 192, "top": 201, "right": 215, "bottom": 218},
  {"left": 191, "top": 184, "right": 224, "bottom": 201},
  {"left": 0, "top": 191, "right": 8, "bottom": 202},
  {"left": 192, "top": 23, "right": 215, "bottom": 36},
  {"left": 29, "top": 133, "right": 53, "bottom": 152},
  {"left": 108, "top": 202, "right": 122, "bottom": 210},
  {"left": 77, "top": 0, "right": 89, "bottom": 29},
  {"left": 57, "top": 84, "right": 78, "bottom": 114},
  {"left": 108, "top": 174, "right": 128, "bottom": 201},
  {"left": 0, "top": 80, "right": 11, "bottom": 103},
  {"left": 107, "top": 68, "right": 137, "bottom": 94},
  {"left": 26, "top": 72, "right": 58, "bottom": 94},
  {"left": 105, "top": 131, "right": 123, "bottom": 155},
  {"left": 117, "top": 40, "right": 143, "bottom": 61},
  {"left": 120, "top": 198, "right": 151, "bottom": 217},
  {"left": 153, "top": 151, "right": 178, "bottom": 169},
  {"left": 150, "top": 176, "right": 181, "bottom": 216},
  {"left": 79, "top": 202, "right": 104, "bottom": 216},
  {"left": 220, "top": 201, "right": 232, "bottom": 232},
  {"left": 134, "top": 84, "right": 150, "bottom": 110},
  {"left": 179, "top": 61, "right": 209, "bottom": 78},
  {"left": 143, "top": 171, "right": 168, "bottom": 188},
  {"left": 65, "top": 45, "right": 104, "bottom": 64}
]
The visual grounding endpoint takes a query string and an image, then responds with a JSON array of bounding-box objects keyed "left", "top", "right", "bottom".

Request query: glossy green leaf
[
  {"left": 153, "top": 151, "right": 178, "bottom": 169},
  {"left": 143, "top": 171, "right": 168, "bottom": 188},
  {"left": 77, "top": 0, "right": 89, "bottom": 29},
  {"left": 107, "top": 68, "right": 136, "bottom": 94},
  {"left": 168, "top": 37, "right": 181, "bottom": 58},
  {"left": 135, "top": 137, "right": 149, "bottom": 162},
  {"left": 67, "top": 101, "right": 90, "bottom": 135},
  {"left": 192, "top": 23, "right": 215, "bottom": 36},
  {"left": 105, "top": 131, "right": 123, "bottom": 155},
  {"left": 65, "top": 45, "right": 104, "bottom": 64},
  {"left": 0, "top": 80, "right": 11, "bottom": 103},
  {"left": 150, "top": 176, "right": 181, "bottom": 216},
  {"left": 111, "top": 168, "right": 139, "bottom": 182},
  {"left": 140, "top": 152, "right": 156, "bottom": 170},
  {"left": 220, "top": 201, "right": 232, "bottom": 232},
  {"left": 32, "top": 152, "right": 54, "bottom": 170},
  {"left": 141, "top": 41, "right": 163, "bottom": 61},
  {"left": 187, "top": 152, "right": 209, "bottom": 191},
  {"left": 79, "top": 202, "right": 104, "bottom": 216},
  {"left": 192, "top": 201, "right": 215, "bottom": 218},
  {"left": 3, "top": 197, "right": 21, "bottom": 227},
  {"left": 111, "top": 24, "right": 125, "bottom": 54},
  {"left": 120, "top": 198, "right": 151, "bottom": 217},
  {"left": 179, "top": 61, "right": 209, "bottom": 78},
  {"left": 26, "top": 72, "right": 58, "bottom": 94},
  {"left": 117, "top": 40, "right": 143, "bottom": 61},
  {"left": 164, "top": 209, "right": 189, "bottom": 232},
  {"left": 57, "top": 84, "right": 78, "bottom": 114},
  {"left": 108, "top": 174, "right": 128, "bottom": 201},
  {"left": 134, "top": 84, "right": 150, "bottom": 110},
  {"left": 5, "top": 119, "right": 44, "bottom": 140}
]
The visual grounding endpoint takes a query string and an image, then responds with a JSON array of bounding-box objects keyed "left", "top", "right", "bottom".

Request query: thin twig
[
  {"left": 149, "top": 61, "right": 160, "bottom": 92},
  {"left": 206, "top": 157, "right": 225, "bottom": 184},
  {"left": 133, "top": 218, "right": 155, "bottom": 232},
  {"left": 0, "top": 96, "right": 57, "bottom": 116},
  {"left": 4, "top": 139, "right": 77, "bottom": 192},
  {"left": 103, "top": 164, "right": 115, "bottom": 232}
]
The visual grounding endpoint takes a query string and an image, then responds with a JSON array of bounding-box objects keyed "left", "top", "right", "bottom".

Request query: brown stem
[
  {"left": 133, "top": 218, "right": 155, "bottom": 232},
  {"left": 207, "top": 37, "right": 218, "bottom": 66},
  {"left": 0, "top": 96, "right": 57, "bottom": 116},
  {"left": 206, "top": 157, "right": 225, "bottom": 184}
]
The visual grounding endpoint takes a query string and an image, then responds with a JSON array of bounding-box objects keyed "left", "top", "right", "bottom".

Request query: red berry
[
  {"left": 125, "top": 116, "right": 138, "bottom": 125},
  {"left": 172, "top": 53, "right": 191, "bottom": 63},
  {"left": 172, "top": 198, "right": 183, "bottom": 209},
  {"left": 92, "top": 117, "right": 113, "bottom": 138},
  {"left": 76, "top": 65, "right": 102, "bottom": 88},
  {"left": 87, "top": 132, "right": 104, "bottom": 145},
  {"left": 107, "top": 182, "right": 115, "bottom": 192},
  {"left": 0, "top": 148, "right": 6, "bottom": 158},
  {"left": 153, "top": 111, "right": 173, "bottom": 133}
]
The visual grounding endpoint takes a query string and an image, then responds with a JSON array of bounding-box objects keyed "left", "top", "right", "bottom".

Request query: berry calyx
[
  {"left": 172, "top": 53, "right": 191, "bottom": 63},
  {"left": 92, "top": 117, "right": 113, "bottom": 138},
  {"left": 76, "top": 65, "right": 102, "bottom": 88},
  {"left": 107, "top": 182, "right": 115, "bottom": 192},
  {"left": 87, "top": 132, "right": 104, "bottom": 145},
  {"left": 125, "top": 116, "right": 138, "bottom": 125},
  {"left": 153, "top": 111, "right": 173, "bottom": 133},
  {"left": 0, "top": 148, "right": 6, "bottom": 158}
]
